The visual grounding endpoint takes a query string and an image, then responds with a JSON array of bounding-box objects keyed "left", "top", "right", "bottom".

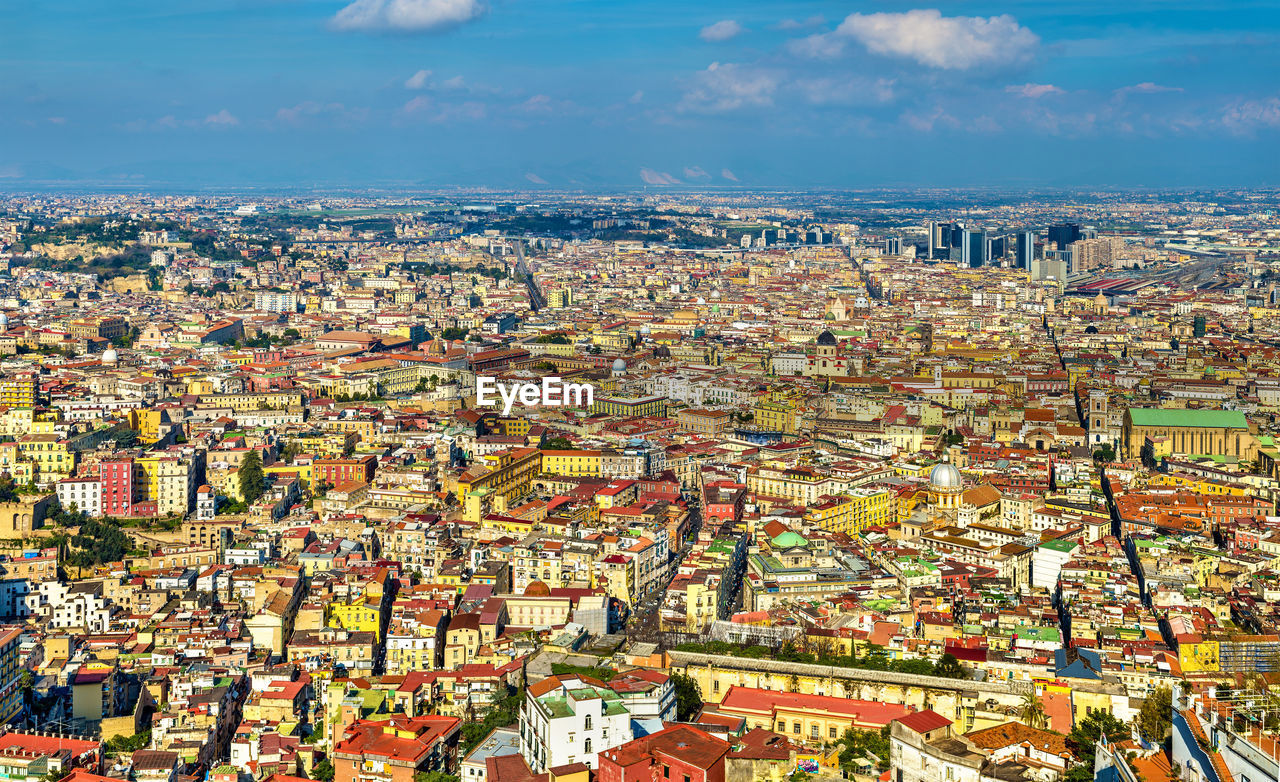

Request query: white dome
[
  {"left": 639, "top": 324, "right": 651, "bottom": 335},
  {"left": 611, "top": 358, "right": 627, "bottom": 372},
  {"left": 0, "top": 313, "right": 9, "bottom": 326},
  {"left": 102, "top": 348, "right": 119, "bottom": 364},
  {"left": 929, "top": 461, "right": 963, "bottom": 491}
]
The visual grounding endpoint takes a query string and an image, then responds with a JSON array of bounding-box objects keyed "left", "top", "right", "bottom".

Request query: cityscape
[{"left": 5, "top": 3, "right": 1280, "bottom": 782}]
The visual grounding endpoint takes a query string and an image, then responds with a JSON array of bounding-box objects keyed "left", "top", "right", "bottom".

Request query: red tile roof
[{"left": 894, "top": 710, "right": 953, "bottom": 734}]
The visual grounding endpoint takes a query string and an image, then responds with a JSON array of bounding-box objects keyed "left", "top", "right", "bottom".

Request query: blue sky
[{"left": 2, "top": 0, "right": 1279, "bottom": 188}]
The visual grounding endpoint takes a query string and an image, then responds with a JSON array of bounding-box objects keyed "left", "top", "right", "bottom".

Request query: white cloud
[
  {"left": 797, "top": 9, "right": 1038, "bottom": 70},
  {"left": 332, "top": 0, "right": 484, "bottom": 33},
  {"left": 402, "top": 95, "right": 432, "bottom": 114},
  {"left": 405, "top": 69, "right": 433, "bottom": 89},
  {"left": 1222, "top": 96, "right": 1280, "bottom": 133},
  {"left": 683, "top": 166, "right": 710, "bottom": 179},
  {"left": 1114, "top": 82, "right": 1183, "bottom": 98},
  {"left": 640, "top": 168, "right": 681, "bottom": 185},
  {"left": 1006, "top": 83, "right": 1062, "bottom": 99},
  {"left": 525, "top": 173, "right": 548, "bottom": 184},
  {"left": 700, "top": 20, "right": 746, "bottom": 42},
  {"left": 204, "top": 109, "right": 239, "bottom": 127},
  {"left": 774, "top": 15, "right": 824, "bottom": 31},
  {"left": 275, "top": 101, "right": 366, "bottom": 126},
  {"left": 401, "top": 96, "right": 487, "bottom": 123},
  {"left": 720, "top": 168, "right": 739, "bottom": 181},
  {"left": 795, "top": 76, "right": 896, "bottom": 106},
  {"left": 520, "top": 95, "right": 553, "bottom": 113},
  {"left": 901, "top": 106, "right": 959, "bottom": 132},
  {"left": 679, "top": 62, "right": 780, "bottom": 112}
]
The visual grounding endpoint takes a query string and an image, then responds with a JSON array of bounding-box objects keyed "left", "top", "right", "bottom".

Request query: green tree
[
  {"left": 671, "top": 671, "right": 703, "bottom": 722},
  {"left": 931, "top": 653, "right": 968, "bottom": 680},
  {"left": 413, "top": 773, "right": 459, "bottom": 782},
  {"left": 540, "top": 437, "right": 573, "bottom": 451},
  {"left": 1136, "top": 686, "right": 1172, "bottom": 742},
  {"left": 312, "top": 759, "right": 335, "bottom": 781},
  {"left": 238, "top": 450, "right": 265, "bottom": 505},
  {"left": 1065, "top": 710, "right": 1129, "bottom": 780},
  {"left": 1018, "top": 692, "right": 1048, "bottom": 730}
]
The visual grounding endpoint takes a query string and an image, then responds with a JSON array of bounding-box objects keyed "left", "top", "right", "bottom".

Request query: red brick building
[
  {"left": 314, "top": 454, "right": 378, "bottom": 487},
  {"left": 597, "top": 725, "right": 730, "bottom": 782}
]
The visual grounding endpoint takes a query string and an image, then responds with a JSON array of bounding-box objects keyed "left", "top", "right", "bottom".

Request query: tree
[
  {"left": 238, "top": 450, "right": 265, "bottom": 505},
  {"left": 931, "top": 653, "right": 968, "bottom": 680},
  {"left": 1093, "top": 444, "right": 1116, "bottom": 464},
  {"left": 1066, "top": 710, "right": 1129, "bottom": 779},
  {"left": 311, "top": 759, "right": 335, "bottom": 781},
  {"left": 1137, "top": 686, "right": 1172, "bottom": 742},
  {"left": 1019, "top": 692, "right": 1048, "bottom": 730},
  {"left": 541, "top": 437, "right": 573, "bottom": 451},
  {"left": 671, "top": 671, "right": 703, "bottom": 722},
  {"left": 413, "top": 772, "right": 459, "bottom": 782}
]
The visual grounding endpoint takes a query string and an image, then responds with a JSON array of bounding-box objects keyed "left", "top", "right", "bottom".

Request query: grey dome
[
  {"left": 929, "top": 461, "right": 963, "bottom": 492},
  {"left": 611, "top": 358, "right": 627, "bottom": 372},
  {"left": 816, "top": 330, "right": 837, "bottom": 347}
]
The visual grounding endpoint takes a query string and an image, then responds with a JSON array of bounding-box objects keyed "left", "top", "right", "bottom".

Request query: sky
[{"left": 2, "top": 0, "right": 1279, "bottom": 189}]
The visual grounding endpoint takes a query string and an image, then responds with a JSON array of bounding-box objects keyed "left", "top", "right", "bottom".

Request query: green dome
[{"left": 772, "top": 531, "right": 808, "bottom": 549}]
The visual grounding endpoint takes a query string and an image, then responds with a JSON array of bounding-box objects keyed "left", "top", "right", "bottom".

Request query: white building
[
  {"left": 253, "top": 291, "right": 299, "bottom": 314},
  {"left": 25, "top": 580, "right": 111, "bottom": 633},
  {"left": 519, "top": 675, "right": 634, "bottom": 772},
  {"left": 1032, "top": 539, "right": 1079, "bottom": 591},
  {"left": 56, "top": 476, "right": 102, "bottom": 517}
]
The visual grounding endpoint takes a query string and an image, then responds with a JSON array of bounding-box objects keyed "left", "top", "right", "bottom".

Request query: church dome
[
  {"left": 101, "top": 348, "right": 119, "bottom": 364},
  {"left": 929, "top": 460, "right": 963, "bottom": 492},
  {"left": 611, "top": 358, "right": 627, "bottom": 373},
  {"left": 524, "top": 580, "right": 551, "bottom": 597},
  {"left": 816, "top": 330, "right": 837, "bottom": 347},
  {"left": 771, "top": 531, "right": 808, "bottom": 549}
]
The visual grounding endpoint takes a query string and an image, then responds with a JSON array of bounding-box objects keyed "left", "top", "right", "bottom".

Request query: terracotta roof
[{"left": 894, "top": 710, "right": 953, "bottom": 734}]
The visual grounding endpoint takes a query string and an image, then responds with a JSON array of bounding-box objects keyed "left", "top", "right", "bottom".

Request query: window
[
  {"left": 830, "top": 727, "right": 838, "bottom": 739},
  {"left": 584, "top": 739, "right": 592, "bottom": 753},
  {"left": 713, "top": 680, "right": 720, "bottom": 693},
  {"left": 778, "top": 720, "right": 786, "bottom": 732},
  {"left": 663, "top": 766, "right": 669, "bottom": 779},
  {"left": 811, "top": 725, "right": 820, "bottom": 738},
  {"left": 585, "top": 715, "right": 592, "bottom": 731},
  {"left": 793, "top": 722, "right": 801, "bottom": 735}
]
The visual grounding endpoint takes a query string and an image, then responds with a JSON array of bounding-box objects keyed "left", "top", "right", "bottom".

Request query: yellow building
[
  {"left": 456, "top": 447, "right": 542, "bottom": 523},
  {"left": 590, "top": 395, "right": 667, "bottom": 418},
  {"left": 0, "top": 377, "right": 36, "bottom": 408},
  {"left": 328, "top": 599, "right": 383, "bottom": 638},
  {"left": 677, "top": 409, "right": 732, "bottom": 436},
  {"left": 804, "top": 489, "right": 894, "bottom": 535},
  {"left": 754, "top": 400, "right": 803, "bottom": 435},
  {"left": 539, "top": 449, "right": 602, "bottom": 478},
  {"left": 16, "top": 435, "right": 74, "bottom": 480},
  {"left": 199, "top": 391, "right": 305, "bottom": 413}
]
